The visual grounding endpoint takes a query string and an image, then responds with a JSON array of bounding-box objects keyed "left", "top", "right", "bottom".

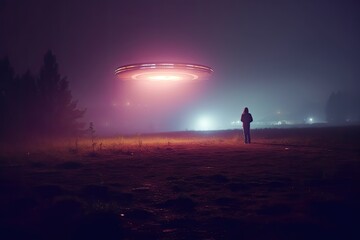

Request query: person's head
[{"left": 243, "top": 107, "right": 249, "bottom": 113}]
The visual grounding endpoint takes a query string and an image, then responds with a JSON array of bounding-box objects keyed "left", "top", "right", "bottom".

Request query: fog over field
[{"left": 1, "top": 0, "right": 360, "bottom": 134}]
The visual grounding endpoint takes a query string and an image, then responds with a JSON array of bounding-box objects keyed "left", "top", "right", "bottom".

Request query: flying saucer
[{"left": 115, "top": 63, "right": 213, "bottom": 81}]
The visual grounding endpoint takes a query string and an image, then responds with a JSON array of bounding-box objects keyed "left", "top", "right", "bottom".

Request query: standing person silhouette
[{"left": 241, "top": 107, "right": 253, "bottom": 144}]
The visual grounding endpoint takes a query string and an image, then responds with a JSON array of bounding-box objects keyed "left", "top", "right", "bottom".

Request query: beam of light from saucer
[{"left": 115, "top": 63, "right": 213, "bottom": 81}]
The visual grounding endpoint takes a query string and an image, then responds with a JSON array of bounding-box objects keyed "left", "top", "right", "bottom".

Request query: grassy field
[{"left": 1, "top": 126, "right": 360, "bottom": 239}]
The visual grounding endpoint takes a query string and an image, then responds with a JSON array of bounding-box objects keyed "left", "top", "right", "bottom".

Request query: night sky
[{"left": 1, "top": 0, "right": 360, "bottom": 134}]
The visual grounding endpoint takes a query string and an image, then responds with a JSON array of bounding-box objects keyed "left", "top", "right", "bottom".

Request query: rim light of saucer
[{"left": 115, "top": 63, "right": 213, "bottom": 81}]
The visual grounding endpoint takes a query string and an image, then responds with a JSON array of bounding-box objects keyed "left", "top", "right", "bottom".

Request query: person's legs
[{"left": 243, "top": 127, "right": 250, "bottom": 143}]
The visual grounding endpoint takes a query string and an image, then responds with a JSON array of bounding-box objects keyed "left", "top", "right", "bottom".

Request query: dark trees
[
  {"left": 37, "top": 51, "right": 85, "bottom": 136},
  {"left": 0, "top": 57, "right": 15, "bottom": 137},
  {"left": 0, "top": 51, "right": 85, "bottom": 141},
  {"left": 325, "top": 91, "right": 349, "bottom": 124}
]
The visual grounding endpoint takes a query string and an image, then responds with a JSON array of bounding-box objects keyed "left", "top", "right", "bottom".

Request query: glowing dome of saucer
[{"left": 115, "top": 63, "right": 213, "bottom": 81}]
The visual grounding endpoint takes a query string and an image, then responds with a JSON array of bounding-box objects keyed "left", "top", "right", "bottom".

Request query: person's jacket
[{"left": 241, "top": 113, "right": 253, "bottom": 127}]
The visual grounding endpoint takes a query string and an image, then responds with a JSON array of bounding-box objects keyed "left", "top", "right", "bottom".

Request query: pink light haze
[{"left": 111, "top": 62, "right": 214, "bottom": 132}]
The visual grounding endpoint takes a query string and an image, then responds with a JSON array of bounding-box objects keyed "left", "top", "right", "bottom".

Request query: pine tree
[{"left": 37, "top": 50, "right": 85, "bottom": 136}]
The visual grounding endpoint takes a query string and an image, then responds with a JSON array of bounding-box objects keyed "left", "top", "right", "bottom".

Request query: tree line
[
  {"left": 326, "top": 91, "right": 359, "bottom": 124},
  {"left": 0, "top": 51, "right": 85, "bottom": 142}
]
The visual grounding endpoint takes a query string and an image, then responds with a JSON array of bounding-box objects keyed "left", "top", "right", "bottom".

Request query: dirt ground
[{"left": 1, "top": 126, "right": 360, "bottom": 239}]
